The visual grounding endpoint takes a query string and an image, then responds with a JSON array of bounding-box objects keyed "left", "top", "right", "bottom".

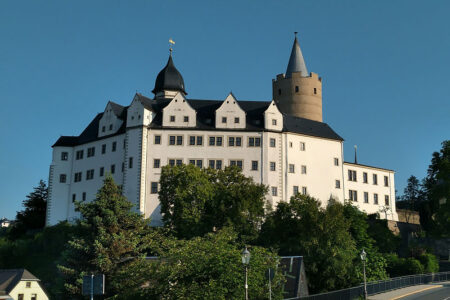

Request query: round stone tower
[{"left": 273, "top": 34, "right": 323, "bottom": 122}]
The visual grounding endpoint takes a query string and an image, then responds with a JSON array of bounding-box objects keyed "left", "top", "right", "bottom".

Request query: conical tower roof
[
  {"left": 152, "top": 53, "right": 187, "bottom": 95},
  {"left": 285, "top": 33, "right": 308, "bottom": 78}
]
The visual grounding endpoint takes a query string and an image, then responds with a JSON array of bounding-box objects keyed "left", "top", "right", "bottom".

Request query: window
[
  {"left": 385, "top": 195, "right": 390, "bottom": 206},
  {"left": 151, "top": 182, "right": 158, "bottom": 194},
  {"left": 189, "top": 135, "right": 203, "bottom": 146},
  {"left": 278, "top": 89, "right": 281, "bottom": 95},
  {"left": 169, "top": 135, "right": 183, "bottom": 145},
  {"left": 110, "top": 164, "right": 115, "bottom": 174},
  {"left": 348, "top": 170, "right": 357, "bottom": 181},
  {"left": 153, "top": 159, "right": 160, "bottom": 168},
  {"left": 301, "top": 165, "right": 307, "bottom": 174},
  {"left": 251, "top": 160, "right": 258, "bottom": 171},
  {"left": 18, "top": 294, "right": 24, "bottom": 300},
  {"left": 364, "top": 192, "right": 369, "bottom": 203},
  {"left": 373, "top": 174, "right": 378, "bottom": 185},
  {"left": 74, "top": 172, "right": 82, "bottom": 182},
  {"left": 100, "top": 167, "right": 104, "bottom": 177},
  {"left": 154, "top": 135, "right": 161, "bottom": 144},
  {"left": 384, "top": 176, "right": 389, "bottom": 187},
  {"left": 102, "top": 144, "right": 106, "bottom": 154},
  {"left": 72, "top": 194, "right": 76, "bottom": 203},
  {"left": 288, "top": 164, "right": 295, "bottom": 173},
  {"left": 335, "top": 180, "right": 341, "bottom": 189},
  {"left": 102, "top": 126, "right": 105, "bottom": 132},
  {"left": 170, "top": 115, "right": 175, "bottom": 122},
  {"left": 82, "top": 192, "right": 86, "bottom": 201},
  {"left": 168, "top": 159, "right": 175, "bottom": 167},
  {"left": 184, "top": 116, "right": 189, "bottom": 122},
  {"left": 272, "top": 119, "right": 277, "bottom": 125},
  {"left": 295, "top": 86, "right": 299, "bottom": 92},
  {"left": 374, "top": 193, "right": 379, "bottom": 205},
  {"left": 349, "top": 190, "right": 357, "bottom": 201},
  {"left": 222, "top": 117, "right": 227, "bottom": 123},
  {"left": 112, "top": 141, "right": 117, "bottom": 152},
  {"left": 228, "top": 136, "right": 242, "bottom": 147},
  {"left": 176, "top": 159, "right": 183, "bottom": 166},
  {"left": 314, "top": 88, "right": 317, "bottom": 94},
  {"left": 363, "top": 172, "right": 368, "bottom": 183},
  {"left": 26, "top": 281, "right": 31, "bottom": 288},
  {"left": 334, "top": 158, "right": 339, "bottom": 166},
  {"left": 208, "top": 159, "right": 222, "bottom": 169},
  {"left": 31, "top": 294, "right": 37, "bottom": 300},
  {"left": 109, "top": 124, "right": 113, "bottom": 130},
  {"left": 270, "top": 162, "right": 276, "bottom": 171},
  {"left": 248, "top": 137, "right": 261, "bottom": 147},
  {"left": 209, "top": 136, "right": 223, "bottom": 146},
  {"left": 60, "top": 174, "right": 66, "bottom": 183},
  {"left": 271, "top": 186, "right": 278, "bottom": 196},
  {"left": 289, "top": 142, "right": 293, "bottom": 148},
  {"left": 293, "top": 186, "right": 299, "bottom": 195},
  {"left": 189, "top": 159, "right": 203, "bottom": 168},
  {"left": 61, "top": 152, "right": 68, "bottom": 161},
  {"left": 270, "top": 138, "right": 276, "bottom": 147},
  {"left": 87, "top": 147, "right": 95, "bottom": 157},
  {"left": 230, "top": 160, "right": 243, "bottom": 169},
  {"left": 129, "top": 157, "right": 133, "bottom": 168},
  {"left": 300, "top": 142, "right": 306, "bottom": 151},
  {"left": 86, "top": 169, "right": 94, "bottom": 180},
  {"left": 302, "top": 186, "right": 307, "bottom": 195},
  {"left": 234, "top": 117, "right": 240, "bottom": 124},
  {"left": 76, "top": 150, "right": 84, "bottom": 160}
]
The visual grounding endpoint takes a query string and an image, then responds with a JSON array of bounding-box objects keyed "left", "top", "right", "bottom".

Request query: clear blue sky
[{"left": 1, "top": 1, "right": 449, "bottom": 219}]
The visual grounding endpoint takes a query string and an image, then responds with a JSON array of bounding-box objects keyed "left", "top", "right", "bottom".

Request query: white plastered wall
[
  {"left": 10, "top": 280, "right": 49, "bottom": 300},
  {"left": 98, "top": 102, "right": 124, "bottom": 137}
]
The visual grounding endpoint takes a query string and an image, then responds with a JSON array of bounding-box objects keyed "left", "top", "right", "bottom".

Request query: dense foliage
[
  {"left": 8, "top": 180, "right": 47, "bottom": 238},
  {"left": 159, "top": 164, "right": 267, "bottom": 242}
]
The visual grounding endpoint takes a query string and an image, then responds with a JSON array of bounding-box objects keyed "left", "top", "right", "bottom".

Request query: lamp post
[
  {"left": 360, "top": 249, "right": 368, "bottom": 300},
  {"left": 242, "top": 247, "right": 251, "bottom": 300}
]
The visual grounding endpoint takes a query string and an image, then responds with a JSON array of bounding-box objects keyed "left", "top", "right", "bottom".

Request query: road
[{"left": 400, "top": 284, "right": 450, "bottom": 300}]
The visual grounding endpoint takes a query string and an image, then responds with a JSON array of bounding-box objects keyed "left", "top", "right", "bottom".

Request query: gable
[
  {"left": 264, "top": 100, "right": 283, "bottom": 131},
  {"left": 98, "top": 102, "right": 124, "bottom": 137},
  {"left": 215, "top": 93, "right": 246, "bottom": 129},
  {"left": 162, "top": 93, "right": 196, "bottom": 127}
]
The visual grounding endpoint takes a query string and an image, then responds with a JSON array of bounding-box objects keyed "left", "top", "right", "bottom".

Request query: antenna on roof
[{"left": 354, "top": 145, "right": 358, "bottom": 164}]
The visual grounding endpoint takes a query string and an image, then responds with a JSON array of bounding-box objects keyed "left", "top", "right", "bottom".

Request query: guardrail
[{"left": 299, "top": 271, "right": 450, "bottom": 300}]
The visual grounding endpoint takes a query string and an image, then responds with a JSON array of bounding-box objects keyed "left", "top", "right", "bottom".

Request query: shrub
[{"left": 418, "top": 253, "right": 439, "bottom": 273}]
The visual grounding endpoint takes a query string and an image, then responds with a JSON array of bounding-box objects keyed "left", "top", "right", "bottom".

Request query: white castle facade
[{"left": 46, "top": 35, "right": 398, "bottom": 226}]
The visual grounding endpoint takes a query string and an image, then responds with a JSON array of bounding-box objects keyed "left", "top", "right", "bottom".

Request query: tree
[
  {"left": 259, "top": 194, "right": 356, "bottom": 293},
  {"left": 134, "top": 227, "right": 284, "bottom": 300},
  {"left": 58, "top": 175, "right": 153, "bottom": 298},
  {"left": 419, "top": 140, "right": 450, "bottom": 236},
  {"left": 10, "top": 180, "right": 48, "bottom": 238},
  {"left": 159, "top": 164, "right": 267, "bottom": 241}
]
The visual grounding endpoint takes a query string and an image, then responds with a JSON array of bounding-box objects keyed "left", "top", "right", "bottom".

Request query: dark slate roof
[
  {"left": 53, "top": 94, "right": 343, "bottom": 147},
  {"left": 109, "top": 101, "right": 126, "bottom": 118},
  {"left": 0, "top": 269, "right": 39, "bottom": 295},
  {"left": 152, "top": 55, "right": 187, "bottom": 95}
]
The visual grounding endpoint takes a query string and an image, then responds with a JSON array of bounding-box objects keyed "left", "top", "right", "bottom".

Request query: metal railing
[{"left": 298, "top": 271, "right": 450, "bottom": 300}]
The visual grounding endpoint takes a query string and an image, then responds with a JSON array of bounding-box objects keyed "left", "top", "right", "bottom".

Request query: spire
[{"left": 285, "top": 32, "right": 308, "bottom": 78}]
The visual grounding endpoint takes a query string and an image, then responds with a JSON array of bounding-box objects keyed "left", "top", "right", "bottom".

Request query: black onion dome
[{"left": 152, "top": 54, "right": 187, "bottom": 95}]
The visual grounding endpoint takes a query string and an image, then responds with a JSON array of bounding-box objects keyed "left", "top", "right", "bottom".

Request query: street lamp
[
  {"left": 360, "top": 249, "right": 368, "bottom": 300},
  {"left": 242, "top": 247, "right": 251, "bottom": 300}
]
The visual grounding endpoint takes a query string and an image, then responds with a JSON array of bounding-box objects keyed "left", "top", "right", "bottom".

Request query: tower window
[
  {"left": 295, "top": 86, "right": 299, "bottom": 93},
  {"left": 314, "top": 88, "right": 317, "bottom": 94},
  {"left": 278, "top": 89, "right": 281, "bottom": 95}
]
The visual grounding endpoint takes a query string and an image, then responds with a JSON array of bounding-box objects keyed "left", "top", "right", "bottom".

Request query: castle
[{"left": 46, "top": 34, "right": 398, "bottom": 226}]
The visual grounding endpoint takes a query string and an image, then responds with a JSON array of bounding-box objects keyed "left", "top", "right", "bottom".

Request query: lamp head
[{"left": 242, "top": 247, "right": 251, "bottom": 265}]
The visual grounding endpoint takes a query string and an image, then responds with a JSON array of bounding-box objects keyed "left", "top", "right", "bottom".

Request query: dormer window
[
  {"left": 184, "top": 116, "right": 189, "bottom": 122},
  {"left": 102, "top": 126, "right": 105, "bottom": 132},
  {"left": 170, "top": 116, "right": 175, "bottom": 122},
  {"left": 272, "top": 119, "right": 277, "bottom": 125},
  {"left": 222, "top": 117, "right": 227, "bottom": 124},
  {"left": 109, "top": 124, "right": 113, "bottom": 130},
  {"left": 234, "top": 117, "right": 239, "bottom": 124}
]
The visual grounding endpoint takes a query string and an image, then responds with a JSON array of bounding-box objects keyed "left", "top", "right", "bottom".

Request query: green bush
[
  {"left": 385, "top": 254, "right": 425, "bottom": 277},
  {"left": 418, "top": 253, "right": 439, "bottom": 273}
]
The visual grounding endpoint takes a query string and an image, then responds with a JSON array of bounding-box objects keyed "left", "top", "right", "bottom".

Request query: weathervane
[{"left": 169, "top": 38, "right": 175, "bottom": 55}]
